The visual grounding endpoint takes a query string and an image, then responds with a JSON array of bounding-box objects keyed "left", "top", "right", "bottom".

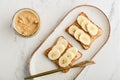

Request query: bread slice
[
  {"left": 66, "top": 12, "right": 103, "bottom": 50},
  {"left": 44, "top": 36, "right": 82, "bottom": 73}
]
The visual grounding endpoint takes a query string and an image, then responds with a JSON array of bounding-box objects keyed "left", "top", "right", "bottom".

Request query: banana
[
  {"left": 63, "top": 52, "right": 75, "bottom": 61},
  {"left": 68, "top": 25, "right": 79, "bottom": 35},
  {"left": 81, "top": 20, "right": 89, "bottom": 32},
  {"left": 57, "top": 38, "right": 68, "bottom": 48},
  {"left": 77, "top": 16, "right": 85, "bottom": 25},
  {"left": 66, "top": 47, "right": 78, "bottom": 56},
  {"left": 77, "top": 16, "right": 89, "bottom": 32},
  {"left": 79, "top": 33, "right": 91, "bottom": 45},
  {"left": 74, "top": 29, "right": 84, "bottom": 40},
  {"left": 59, "top": 56, "right": 71, "bottom": 67},
  {"left": 87, "top": 23, "right": 98, "bottom": 36},
  {"left": 48, "top": 49, "right": 61, "bottom": 60},
  {"left": 52, "top": 44, "right": 65, "bottom": 53}
]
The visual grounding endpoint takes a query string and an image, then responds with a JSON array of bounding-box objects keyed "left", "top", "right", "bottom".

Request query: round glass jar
[{"left": 12, "top": 8, "right": 40, "bottom": 37}]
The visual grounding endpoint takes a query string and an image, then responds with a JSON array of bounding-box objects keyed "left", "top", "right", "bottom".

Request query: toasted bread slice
[
  {"left": 66, "top": 12, "right": 103, "bottom": 50},
  {"left": 44, "top": 36, "right": 82, "bottom": 73}
]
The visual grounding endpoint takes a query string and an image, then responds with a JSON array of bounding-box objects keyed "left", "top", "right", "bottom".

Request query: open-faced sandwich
[
  {"left": 66, "top": 12, "right": 103, "bottom": 50},
  {"left": 44, "top": 36, "right": 82, "bottom": 73}
]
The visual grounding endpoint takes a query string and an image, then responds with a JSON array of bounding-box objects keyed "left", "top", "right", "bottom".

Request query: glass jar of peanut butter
[{"left": 13, "top": 8, "right": 40, "bottom": 37}]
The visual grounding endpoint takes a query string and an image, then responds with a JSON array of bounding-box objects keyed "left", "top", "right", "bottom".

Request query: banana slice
[
  {"left": 68, "top": 25, "right": 79, "bottom": 35},
  {"left": 52, "top": 44, "right": 65, "bottom": 53},
  {"left": 48, "top": 49, "right": 61, "bottom": 60},
  {"left": 66, "top": 47, "right": 78, "bottom": 55},
  {"left": 87, "top": 23, "right": 98, "bottom": 36},
  {"left": 81, "top": 20, "right": 89, "bottom": 32},
  {"left": 59, "top": 56, "right": 71, "bottom": 67},
  {"left": 77, "top": 16, "right": 89, "bottom": 32},
  {"left": 74, "top": 29, "right": 84, "bottom": 40},
  {"left": 63, "top": 52, "right": 75, "bottom": 61},
  {"left": 79, "top": 33, "right": 91, "bottom": 45},
  {"left": 57, "top": 38, "right": 68, "bottom": 48},
  {"left": 77, "top": 16, "right": 85, "bottom": 25}
]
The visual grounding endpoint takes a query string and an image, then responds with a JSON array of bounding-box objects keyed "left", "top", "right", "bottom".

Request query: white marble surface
[{"left": 0, "top": 0, "right": 120, "bottom": 80}]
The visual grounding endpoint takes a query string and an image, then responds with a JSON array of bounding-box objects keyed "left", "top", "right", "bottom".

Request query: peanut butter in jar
[{"left": 13, "top": 8, "right": 40, "bottom": 37}]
